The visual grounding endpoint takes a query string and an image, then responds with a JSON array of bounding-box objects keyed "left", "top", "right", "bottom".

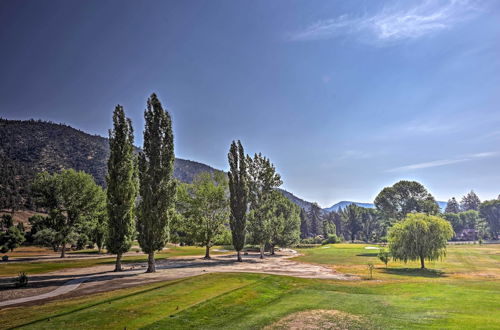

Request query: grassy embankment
[{"left": 1, "top": 244, "right": 499, "bottom": 329}]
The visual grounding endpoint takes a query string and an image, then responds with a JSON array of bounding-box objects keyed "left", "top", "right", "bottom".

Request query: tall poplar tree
[
  {"left": 106, "top": 105, "right": 138, "bottom": 272},
  {"left": 228, "top": 140, "right": 248, "bottom": 262},
  {"left": 137, "top": 94, "right": 176, "bottom": 273}
]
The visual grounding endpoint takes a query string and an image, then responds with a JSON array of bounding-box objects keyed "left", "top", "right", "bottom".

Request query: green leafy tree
[
  {"left": 341, "top": 204, "right": 362, "bottom": 242},
  {"left": 479, "top": 199, "right": 500, "bottom": 239},
  {"left": 322, "top": 219, "right": 337, "bottom": 238},
  {"left": 246, "top": 153, "right": 283, "bottom": 258},
  {"left": 178, "top": 172, "right": 229, "bottom": 259},
  {"left": 374, "top": 180, "right": 439, "bottom": 222},
  {"left": 445, "top": 197, "right": 460, "bottom": 213},
  {"left": 388, "top": 213, "right": 453, "bottom": 269},
  {"left": 461, "top": 191, "right": 481, "bottom": 211},
  {"left": 137, "top": 93, "right": 176, "bottom": 273},
  {"left": 106, "top": 105, "right": 138, "bottom": 271},
  {"left": 0, "top": 225, "right": 25, "bottom": 252},
  {"left": 32, "top": 169, "right": 105, "bottom": 257},
  {"left": 268, "top": 190, "right": 301, "bottom": 254},
  {"left": 227, "top": 140, "right": 249, "bottom": 262},
  {"left": 444, "top": 210, "right": 482, "bottom": 238}
]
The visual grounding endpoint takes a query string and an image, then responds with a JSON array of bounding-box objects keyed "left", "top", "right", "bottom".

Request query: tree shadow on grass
[
  {"left": 356, "top": 253, "right": 378, "bottom": 257},
  {"left": 381, "top": 267, "right": 447, "bottom": 278}
]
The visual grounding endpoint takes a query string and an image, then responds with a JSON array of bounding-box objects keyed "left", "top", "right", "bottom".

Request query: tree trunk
[
  {"left": 146, "top": 251, "right": 156, "bottom": 273},
  {"left": 204, "top": 245, "right": 211, "bottom": 259},
  {"left": 237, "top": 250, "right": 242, "bottom": 262},
  {"left": 98, "top": 245, "right": 102, "bottom": 254},
  {"left": 270, "top": 245, "right": 275, "bottom": 255},
  {"left": 115, "top": 253, "right": 123, "bottom": 272},
  {"left": 60, "top": 243, "right": 66, "bottom": 258},
  {"left": 420, "top": 255, "right": 425, "bottom": 269},
  {"left": 259, "top": 244, "right": 264, "bottom": 259}
]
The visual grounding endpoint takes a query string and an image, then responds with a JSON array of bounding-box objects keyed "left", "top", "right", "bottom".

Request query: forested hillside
[{"left": 0, "top": 119, "right": 218, "bottom": 210}]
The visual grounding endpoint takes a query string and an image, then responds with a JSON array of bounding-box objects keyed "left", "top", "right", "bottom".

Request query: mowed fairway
[{"left": 1, "top": 244, "right": 499, "bottom": 329}]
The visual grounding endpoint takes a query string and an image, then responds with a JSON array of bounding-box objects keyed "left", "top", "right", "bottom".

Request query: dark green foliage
[
  {"left": 388, "top": 213, "right": 454, "bottom": 269},
  {"left": 341, "top": 204, "right": 362, "bottom": 242},
  {"left": 14, "top": 272, "right": 29, "bottom": 288},
  {"left": 227, "top": 140, "right": 248, "bottom": 261},
  {"left": 359, "top": 208, "right": 382, "bottom": 242},
  {"left": 268, "top": 190, "right": 301, "bottom": 253},
  {"left": 32, "top": 169, "right": 106, "bottom": 257},
  {"left": 0, "top": 225, "right": 25, "bottom": 252},
  {"left": 307, "top": 203, "right": 323, "bottom": 237},
  {"left": 299, "top": 208, "right": 309, "bottom": 239},
  {"left": 106, "top": 105, "right": 138, "bottom": 270},
  {"left": 1, "top": 214, "right": 14, "bottom": 229},
  {"left": 461, "top": 191, "right": 481, "bottom": 211},
  {"left": 479, "top": 199, "right": 500, "bottom": 239},
  {"left": 374, "top": 180, "right": 440, "bottom": 221},
  {"left": 322, "top": 233, "right": 340, "bottom": 244},
  {"left": 445, "top": 197, "right": 460, "bottom": 213},
  {"left": 137, "top": 94, "right": 176, "bottom": 272},
  {"left": 443, "top": 210, "right": 483, "bottom": 239}
]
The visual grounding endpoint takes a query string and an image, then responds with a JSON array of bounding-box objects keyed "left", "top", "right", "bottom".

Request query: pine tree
[
  {"left": 228, "top": 140, "right": 248, "bottom": 262},
  {"left": 461, "top": 191, "right": 481, "bottom": 211},
  {"left": 106, "top": 105, "right": 138, "bottom": 271},
  {"left": 308, "top": 203, "right": 323, "bottom": 237},
  {"left": 299, "top": 208, "right": 309, "bottom": 239},
  {"left": 137, "top": 94, "right": 176, "bottom": 273},
  {"left": 445, "top": 197, "right": 460, "bottom": 214}
]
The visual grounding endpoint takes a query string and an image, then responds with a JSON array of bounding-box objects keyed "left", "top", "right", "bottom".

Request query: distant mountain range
[{"left": 323, "top": 200, "right": 448, "bottom": 213}]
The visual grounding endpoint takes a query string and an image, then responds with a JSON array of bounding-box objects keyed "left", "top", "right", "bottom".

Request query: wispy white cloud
[
  {"left": 386, "top": 151, "right": 497, "bottom": 172},
  {"left": 289, "top": 0, "right": 480, "bottom": 44}
]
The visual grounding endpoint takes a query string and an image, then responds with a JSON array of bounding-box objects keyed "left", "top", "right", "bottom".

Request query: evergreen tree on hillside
[
  {"left": 106, "top": 105, "right": 138, "bottom": 271},
  {"left": 461, "top": 191, "right": 481, "bottom": 211},
  {"left": 137, "top": 94, "right": 176, "bottom": 273},
  {"left": 299, "top": 208, "right": 309, "bottom": 239},
  {"left": 308, "top": 203, "right": 323, "bottom": 237},
  {"left": 341, "top": 204, "right": 362, "bottom": 242},
  {"left": 445, "top": 197, "right": 460, "bottom": 213},
  {"left": 228, "top": 140, "right": 248, "bottom": 262}
]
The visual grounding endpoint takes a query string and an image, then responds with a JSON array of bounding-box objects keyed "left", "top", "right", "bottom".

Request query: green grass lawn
[
  {"left": 1, "top": 244, "right": 499, "bottom": 329},
  {"left": 0, "top": 245, "right": 230, "bottom": 277}
]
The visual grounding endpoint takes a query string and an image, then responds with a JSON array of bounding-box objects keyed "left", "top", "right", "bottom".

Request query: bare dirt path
[{"left": 0, "top": 249, "right": 355, "bottom": 308}]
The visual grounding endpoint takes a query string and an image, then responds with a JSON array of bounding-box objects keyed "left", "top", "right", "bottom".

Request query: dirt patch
[{"left": 265, "top": 309, "right": 368, "bottom": 330}]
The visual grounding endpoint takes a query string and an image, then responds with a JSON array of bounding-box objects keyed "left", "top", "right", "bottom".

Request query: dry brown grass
[{"left": 264, "top": 309, "right": 368, "bottom": 330}]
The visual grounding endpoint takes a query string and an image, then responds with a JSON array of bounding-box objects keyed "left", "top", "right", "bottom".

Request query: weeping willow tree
[
  {"left": 388, "top": 213, "right": 453, "bottom": 269},
  {"left": 136, "top": 93, "right": 176, "bottom": 273}
]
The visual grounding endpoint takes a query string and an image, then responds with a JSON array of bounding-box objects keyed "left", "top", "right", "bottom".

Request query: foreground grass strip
[{"left": 6, "top": 273, "right": 264, "bottom": 330}]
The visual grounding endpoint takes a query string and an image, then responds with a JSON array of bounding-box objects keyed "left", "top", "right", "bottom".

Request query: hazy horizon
[{"left": 1, "top": 0, "right": 499, "bottom": 207}]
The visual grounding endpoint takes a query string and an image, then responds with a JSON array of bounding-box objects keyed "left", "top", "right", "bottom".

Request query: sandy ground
[{"left": 0, "top": 250, "right": 355, "bottom": 308}]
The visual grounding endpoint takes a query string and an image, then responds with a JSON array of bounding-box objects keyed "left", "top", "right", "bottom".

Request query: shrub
[
  {"left": 2, "top": 255, "right": 8, "bottom": 261},
  {"left": 378, "top": 249, "right": 390, "bottom": 268},
  {"left": 14, "top": 272, "right": 29, "bottom": 287},
  {"left": 322, "top": 234, "right": 340, "bottom": 245}
]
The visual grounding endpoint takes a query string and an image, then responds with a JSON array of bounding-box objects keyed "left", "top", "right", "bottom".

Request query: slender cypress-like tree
[
  {"left": 228, "top": 140, "right": 248, "bottom": 262},
  {"left": 137, "top": 94, "right": 176, "bottom": 273},
  {"left": 106, "top": 105, "right": 138, "bottom": 272}
]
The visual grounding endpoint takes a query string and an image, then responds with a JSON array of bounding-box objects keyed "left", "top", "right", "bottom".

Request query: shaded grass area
[
  {"left": 0, "top": 245, "right": 230, "bottom": 277},
  {"left": 1, "top": 272, "right": 499, "bottom": 329}
]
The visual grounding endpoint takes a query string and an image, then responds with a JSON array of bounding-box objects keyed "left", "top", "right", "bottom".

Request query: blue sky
[{"left": 1, "top": 0, "right": 499, "bottom": 207}]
